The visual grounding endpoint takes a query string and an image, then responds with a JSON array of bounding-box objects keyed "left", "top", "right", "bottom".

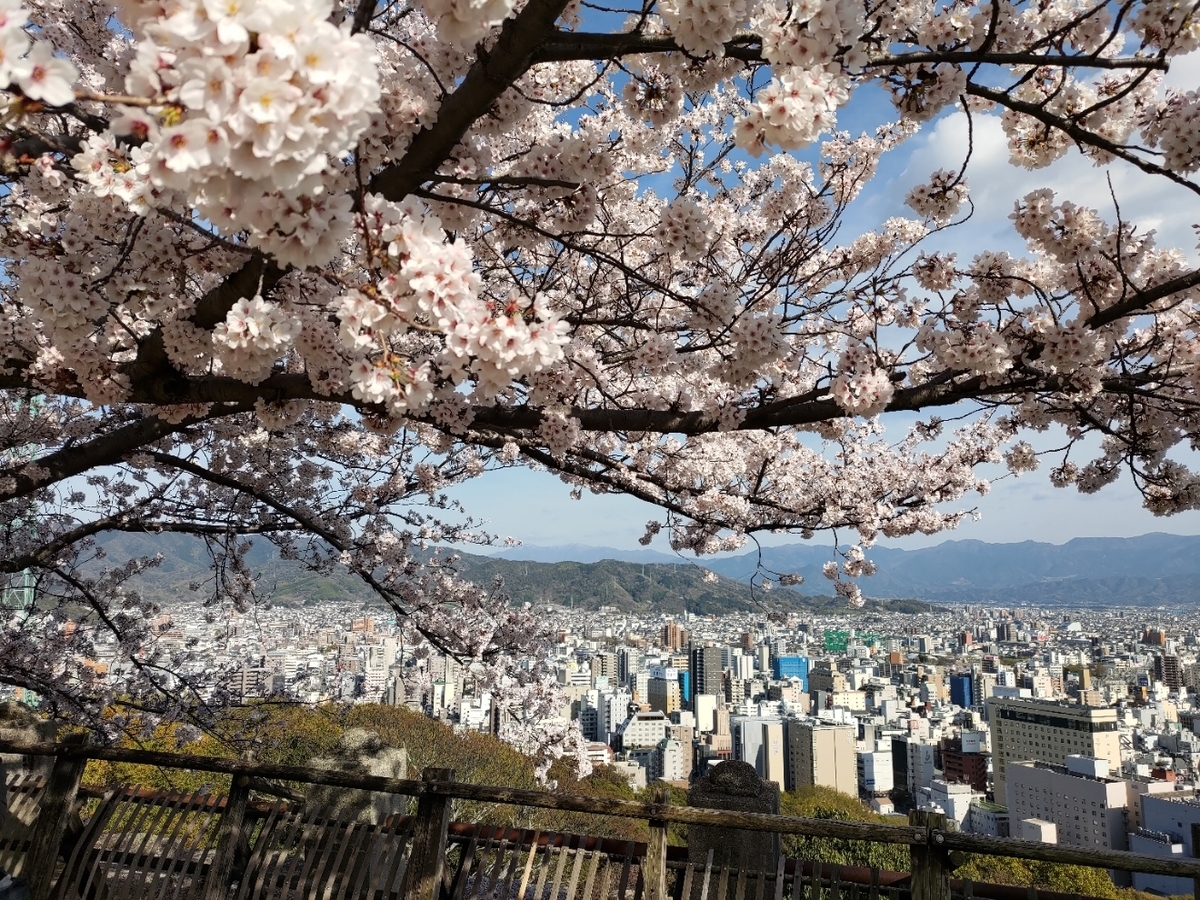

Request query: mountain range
[
  {"left": 92, "top": 532, "right": 929, "bottom": 616},
  {"left": 494, "top": 533, "right": 1200, "bottom": 607},
  {"left": 87, "top": 531, "right": 1200, "bottom": 611}
]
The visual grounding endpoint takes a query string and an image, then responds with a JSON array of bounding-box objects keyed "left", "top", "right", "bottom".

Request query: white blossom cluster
[
  {"left": 655, "top": 198, "right": 713, "bottom": 261},
  {"left": 831, "top": 341, "right": 895, "bottom": 417},
  {"left": 79, "top": 0, "right": 380, "bottom": 267},
  {"left": 419, "top": 0, "right": 518, "bottom": 48},
  {"left": 335, "top": 196, "right": 570, "bottom": 415},
  {"left": 732, "top": 0, "right": 863, "bottom": 152},
  {"left": 916, "top": 321, "right": 1013, "bottom": 376},
  {"left": 658, "top": 0, "right": 756, "bottom": 57},
  {"left": 213, "top": 295, "right": 300, "bottom": 383},
  {"left": 905, "top": 169, "right": 970, "bottom": 224},
  {"left": 734, "top": 66, "right": 850, "bottom": 154},
  {"left": 0, "top": 0, "right": 76, "bottom": 106},
  {"left": 1141, "top": 89, "right": 1200, "bottom": 173}
]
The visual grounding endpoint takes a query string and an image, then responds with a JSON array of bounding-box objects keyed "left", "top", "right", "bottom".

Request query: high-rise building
[
  {"left": 694, "top": 693, "right": 719, "bottom": 733},
  {"left": 616, "top": 709, "right": 671, "bottom": 751},
  {"left": 772, "top": 656, "right": 810, "bottom": 690},
  {"left": 591, "top": 651, "right": 618, "bottom": 682},
  {"left": 733, "top": 717, "right": 785, "bottom": 790},
  {"left": 1131, "top": 793, "right": 1200, "bottom": 895},
  {"left": 648, "top": 676, "right": 682, "bottom": 715},
  {"left": 942, "top": 735, "right": 988, "bottom": 792},
  {"left": 1155, "top": 654, "right": 1184, "bottom": 692},
  {"left": 808, "top": 665, "right": 847, "bottom": 694},
  {"left": 617, "top": 647, "right": 644, "bottom": 687},
  {"left": 667, "top": 722, "right": 695, "bottom": 780},
  {"left": 949, "top": 673, "right": 973, "bottom": 709},
  {"left": 892, "top": 735, "right": 937, "bottom": 796},
  {"left": 786, "top": 720, "right": 856, "bottom": 794},
  {"left": 1144, "top": 627, "right": 1168, "bottom": 646},
  {"left": 988, "top": 697, "right": 1121, "bottom": 802},
  {"left": 857, "top": 750, "right": 894, "bottom": 796},
  {"left": 662, "top": 622, "right": 690, "bottom": 652},
  {"left": 691, "top": 644, "right": 723, "bottom": 698}
]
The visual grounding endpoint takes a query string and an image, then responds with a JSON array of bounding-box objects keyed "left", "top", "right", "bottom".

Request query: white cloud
[{"left": 891, "top": 104, "right": 1199, "bottom": 264}]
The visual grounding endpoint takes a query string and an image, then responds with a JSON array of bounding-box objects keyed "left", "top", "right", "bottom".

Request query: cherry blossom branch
[
  {"left": 0, "top": 407, "right": 251, "bottom": 501},
  {"left": 368, "top": 0, "right": 574, "bottom": 202},
  {"left": 428, "top": 174, "right": 582, "bottom": 190},
  {"left": 966, "top": 83, "right": 1200, "bottom": 197},
  {"left": 73, "top": 90, "right": 155, "bottom": 107},
  {"left": 532, "top": 29, "right": 1167, "bottom": 70}
]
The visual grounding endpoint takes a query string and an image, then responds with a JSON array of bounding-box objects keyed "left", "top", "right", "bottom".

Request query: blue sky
[
  {"left": 447, "top": 53, "right": 1200, "bottom": 555},
  {"left": 447, "top": 461, "right": 1200, "bottom": 552}
]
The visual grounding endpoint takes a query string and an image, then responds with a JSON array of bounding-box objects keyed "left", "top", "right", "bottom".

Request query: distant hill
[
  {"left": 89, "top": 532, "right": 1200, "bottom": 610},
  {"left": 700, "top": 533, "right": 1200, "bottom": 607},
  {"left": 464, "top": 533, "right": 1200, "bottom": 608},
  {"left": 92, "top": 533, "right": 930, "bottom": 615},
  {"left": 488, "top": 544, "right": 683, "bottom": 565},
  {"left": 443, "top": 554, "right": 932, "bottom": 615}
]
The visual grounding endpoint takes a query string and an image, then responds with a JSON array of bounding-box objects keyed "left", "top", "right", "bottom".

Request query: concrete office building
[
  {"left": 926, "top": 777, "right": 984, "bottom": 831},
  {"left": 988, "top": 697, "right": 1122, "bottom": 802},
  {"left": 733, "top": 716, "right": 786, "bottom": 790},
  {"left": 943, "top": 734, "right": 989, "bottom": 792},
  {"left": 691, "top": 644, "right": 724, "bottom": 699},
  {"left": 694, "top": 693, "right": 719, "bottom": 733},
  {"left": 858, "top": 750, "right": 894, "bottom": 796},
  {"left": 648, "top": 676, "right": 682, "bottom": 716},
  {"left": 893, "top": 735, "right": 938, "bottom": 796},
  {"left": 617, "top": 710, "right": 671, "bottom": 750},
  {"left": 787, "top": 720, "right": 856, "bottom": 795},
  {"left": 1006, "top": 757, "right": 1129, "bottom": 852}
]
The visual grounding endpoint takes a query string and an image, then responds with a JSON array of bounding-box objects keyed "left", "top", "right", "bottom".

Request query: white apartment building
[
  {"left": 988, "top": 697, "right": 1122, "bottom": 802},
  {"left": 628, "top": 738, "right": 685, "bottom": 783},
  {"left": 924, "top": 777, "right": 984, "bottom": 831},
  {"left": 858, "top": 751, "right": 894, "bottom": 796},
  {"left": 1006, "top": 757, "right": 1129, "bottom": 851},
  {"left": 617, "top": 709, "right": 670, "bottom": 750}
]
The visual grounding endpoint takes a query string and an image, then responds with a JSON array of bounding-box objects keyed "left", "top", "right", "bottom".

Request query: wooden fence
[{"left": 4, "top": 741, "right": 1200, "bottom": 900}]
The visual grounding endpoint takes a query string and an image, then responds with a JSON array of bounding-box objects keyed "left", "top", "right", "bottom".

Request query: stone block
[{"left": 687, "top": 760, "right": 781, "bottom": 875}]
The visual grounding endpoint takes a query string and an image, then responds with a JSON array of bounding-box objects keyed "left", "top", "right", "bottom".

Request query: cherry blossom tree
[{"left": 0, "top": 0, "right": 1199, "bottom": 752}]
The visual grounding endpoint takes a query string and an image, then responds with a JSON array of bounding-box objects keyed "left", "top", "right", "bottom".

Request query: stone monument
[
  {"left": 687, "top": 760, "right": 781, "bottom": 874},
  {"left": 307, "top": 728, "right": 409, "bottom": 824}
]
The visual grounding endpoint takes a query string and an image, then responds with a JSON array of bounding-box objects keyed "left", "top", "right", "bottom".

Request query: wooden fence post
[
  {"left": 643, "top": 783, "right": 671, "bottom": 900},
  {"left": 909, "top": 810, "right": 951, "bottom": 900},
  {"left": 403, "top": 767, "right": 454, "bottom": 900},
  {"left": 200, "top": 775, "right": 252, "bottom": 900},
  {"left": 27, "top": 750, "right": 86, "bottom": 900}
]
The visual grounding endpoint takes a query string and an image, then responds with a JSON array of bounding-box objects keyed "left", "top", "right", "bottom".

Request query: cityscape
[{"left": 35, "top": 579, "right": 1200, "bottom": 892}]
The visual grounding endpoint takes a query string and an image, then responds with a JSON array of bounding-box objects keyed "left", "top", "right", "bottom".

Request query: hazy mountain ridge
[
  {"left": 90, "top": 532, "right": 1200, "bottom": 610},
  {"left": 92, "top": 533, "right": 930, "bottom": 615},
  {"left": 484, "top": 533, "right": 1200, "bottom": 607}
]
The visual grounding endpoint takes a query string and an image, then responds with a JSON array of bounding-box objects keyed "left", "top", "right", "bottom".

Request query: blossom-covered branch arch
[{"left": 1, "top": 0, "right": 1199, "bottom": 750}]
